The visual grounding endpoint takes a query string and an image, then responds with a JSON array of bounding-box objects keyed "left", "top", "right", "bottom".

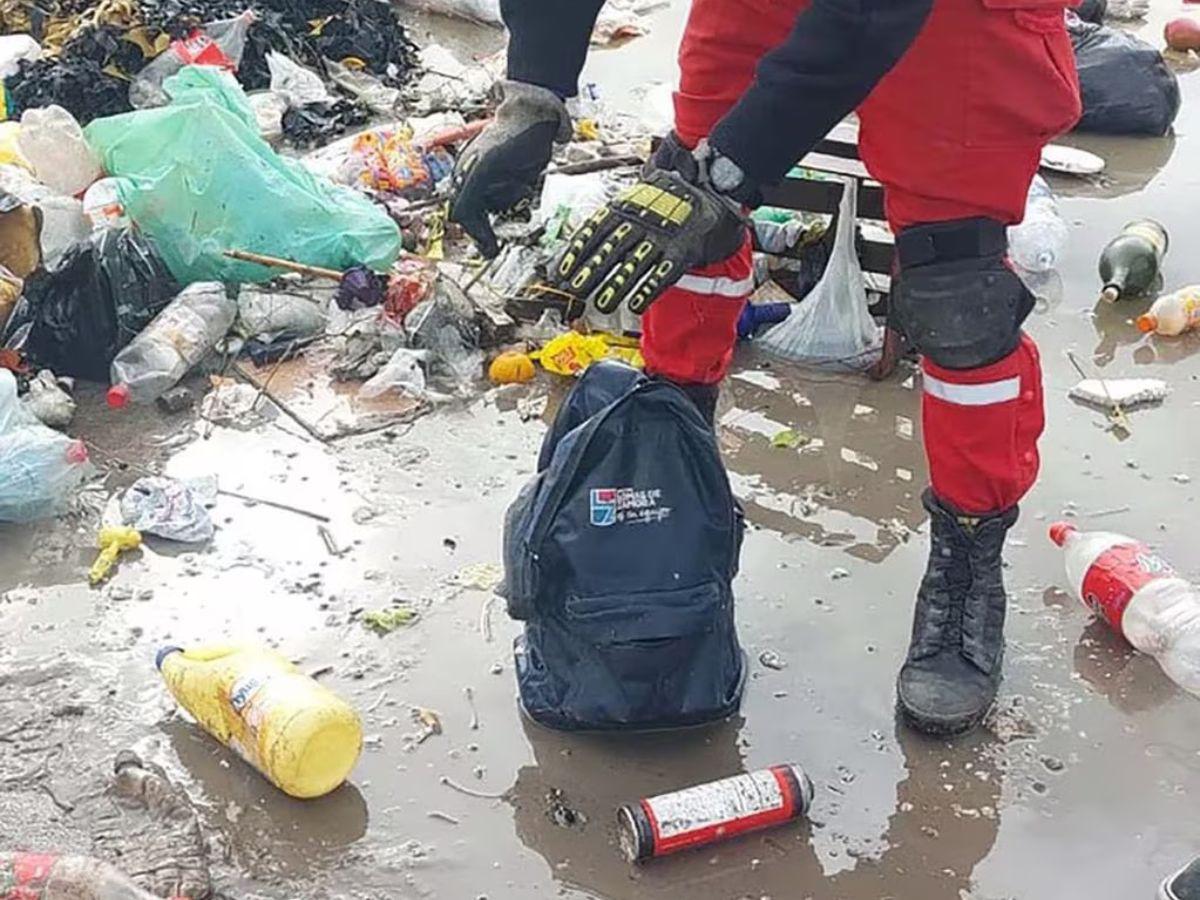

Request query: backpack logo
[
  {"left": 589, "top": 487, "right": 671, "bottom": 527},
  {"left": 590, "top": 489, "right": 617, "bottom": 527}
]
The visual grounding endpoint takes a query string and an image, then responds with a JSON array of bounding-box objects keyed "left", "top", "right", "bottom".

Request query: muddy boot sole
[{"left": 895, "top": 647, "right": 1004, "bottom": 737}]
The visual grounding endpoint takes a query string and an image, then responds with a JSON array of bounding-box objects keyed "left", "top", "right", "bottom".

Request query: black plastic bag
[
  {"left": 1070, "top": 19, "right": 1180, "bottom": 136},
  {"left": 1076, "top": 0, "right": 1107, "bottom": 24},
  {"left": 2, "top": 229, "right": 180, "bottom": 381}
]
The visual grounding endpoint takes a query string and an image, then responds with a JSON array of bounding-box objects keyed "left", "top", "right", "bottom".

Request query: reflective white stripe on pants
[
  {"left": 922, "top": 372, "right": 1020, "bottom": 406},
  {"left": 674, "top": 273, "right": 755, "bottom": 298}
]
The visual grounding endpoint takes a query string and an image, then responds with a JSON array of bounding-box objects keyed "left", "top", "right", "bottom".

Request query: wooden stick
[{"left": 224, "top": 249, "right": 345, "bottom": 281}]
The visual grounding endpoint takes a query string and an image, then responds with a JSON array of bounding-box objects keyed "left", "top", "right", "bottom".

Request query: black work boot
[
  {"left": 1162, "top": 858, "right": 1200, "bottom": 900},
  {"left": 897, "top": 489, "right": 1018, "bottom": 736}
]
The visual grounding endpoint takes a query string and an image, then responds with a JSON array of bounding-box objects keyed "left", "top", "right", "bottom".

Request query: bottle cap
[
  {"left": 155, "top": 646, "right": 183, "bottom": 670},
  {"left": 1049, "top": 522, "right": 1077, "bottom": 547},
  {"left": 64, "top": 440, "right": 88, "bottom": 464},
  {"left": 106, "top": 383, "right": 131, "bottom": 409},
  {"left": 1136, "top": 314, "right": 1157, "bottom": 334}
]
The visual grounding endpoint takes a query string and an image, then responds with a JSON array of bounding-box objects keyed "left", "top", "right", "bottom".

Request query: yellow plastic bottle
[{"left": 156, "top": 644, "right": 363, "bottom": 799}]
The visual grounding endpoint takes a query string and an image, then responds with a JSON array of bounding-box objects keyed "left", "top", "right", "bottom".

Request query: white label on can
[{"left": 647, "top": 770, "right": 784, "bottom": 839}]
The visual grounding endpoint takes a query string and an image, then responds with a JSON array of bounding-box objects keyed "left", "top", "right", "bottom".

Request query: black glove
[
  {"left": 449, "top": 81, "right": 571, "bottom": 259},
  {"left": 550, "top": 137, "right": 752, "bottom": 316}
]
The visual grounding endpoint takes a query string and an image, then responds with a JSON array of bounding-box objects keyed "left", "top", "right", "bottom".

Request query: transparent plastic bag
[
  {"left": 16, "top": 105, "right": 103, "bottom": 196},
  {"left": 0, "top": 369, "right": 91, "bottom": 522},
  {"left": 266, "top": 52, "right": 331, "bottom": 108},
  {"left": 358, "top": 347, "right": 428, "bottom": 399},
  {"left": 120, "top": 475, "right": 217, "bottom": 542},
  {"left": 22, "top": 369, "right": 75, "bottom": 429},
  {"left": 758, "top": 177, "right": 882, "bottom": 371}
]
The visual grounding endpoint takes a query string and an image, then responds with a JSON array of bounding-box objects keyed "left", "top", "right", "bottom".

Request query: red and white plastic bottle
[
  {"left": 1050, "top": 522, "right": 1200, "bottom": 695},
  {"left": 0, "top": 852, "right": 179, "bottom": 899}
]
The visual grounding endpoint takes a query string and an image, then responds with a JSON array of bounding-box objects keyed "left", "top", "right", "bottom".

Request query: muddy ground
[{"left": 3, "top": 3, "right": 1200, "bottom": 899}]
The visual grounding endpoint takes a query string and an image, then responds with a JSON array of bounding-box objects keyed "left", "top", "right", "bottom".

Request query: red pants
[{"left": 644, "top": 0, "right": 1080, "bottom": 513}]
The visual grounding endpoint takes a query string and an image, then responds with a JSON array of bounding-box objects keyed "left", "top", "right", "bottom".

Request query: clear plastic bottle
[
  {"left": 15, "top": 104, "right": 103, "bottom": 197},
  {"left": 82, "top": 177, "right": 131, "bottom": 230},
  {"left": 1136, "top": 284, "right": 1200, "bottom": 337},
  {"left": 1051, "top": 522, "right": 1200, "bottom": 695},
  {"left": 129, "top": 11, "right": 255, "bottom": 109},
  {"left": 0, "top": 853, "right": 161, "bottom": 899},
  {"left": 1008, "top": 176, "right": 1069, "bottom": 273},
  {"left": 107, "top": 282, "right": 237, "bottom": 408}
]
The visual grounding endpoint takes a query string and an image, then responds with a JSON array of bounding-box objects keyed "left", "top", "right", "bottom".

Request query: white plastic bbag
[
  {"left": 758, "top": 177, "right": 882, "bottom": 371},
  {"left": 267, "top": 52, "right": 331, "bottom": 108}
]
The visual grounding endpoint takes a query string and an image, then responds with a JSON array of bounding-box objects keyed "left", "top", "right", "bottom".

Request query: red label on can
[
  {"left": 1081, "top": 542, "right": 1174, "bottom": 634},
  {"left": 642, "top": 766, "right": 797, "bottom": 857},
  {"left": 2, "top": 853, "right": 57, "bottom": 899}
]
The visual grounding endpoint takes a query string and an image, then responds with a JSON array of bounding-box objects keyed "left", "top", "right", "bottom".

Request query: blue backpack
[{"left": 501, "top": 360, "right": 746, "bottom": 731}]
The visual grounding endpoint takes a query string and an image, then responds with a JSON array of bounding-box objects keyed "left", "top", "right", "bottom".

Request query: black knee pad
[{"left": 891, "top": 218, "right": 1035, "bottom": 370}]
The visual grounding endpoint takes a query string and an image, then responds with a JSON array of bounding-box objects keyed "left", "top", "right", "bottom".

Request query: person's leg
[
  {"left": 642, "top": 0, "right": 809, "bottom": 419},
  {"left": 855, "top": 0, "right": 1079, "bottom": 733}
]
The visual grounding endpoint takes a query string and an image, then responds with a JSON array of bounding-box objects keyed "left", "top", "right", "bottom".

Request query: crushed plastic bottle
[
  {"left": 107, "top": 282, "right": 237, "bottom": 408},
  {"left": 1008, "top": 176, "right": 1068, "bottom": 273},
  {"left": 1051, "top": 522, "right": 1200, "bottom": 696},
  {"left": 1136, "top": 285, "right": 1200, "bottom": 336},
  {"left": 0, "top": 853, "right": 163, "bottom": 899},
  {"left": 0, "top": 369, "right": 91, "bottom": 522},
  {"left": 157, "top": 644, "right": 363, "bottom": 798}
]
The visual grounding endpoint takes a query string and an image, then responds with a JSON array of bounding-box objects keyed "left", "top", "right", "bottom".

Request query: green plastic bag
[{"left": 84, "top": 66, "right": 399, "bottom": 284}]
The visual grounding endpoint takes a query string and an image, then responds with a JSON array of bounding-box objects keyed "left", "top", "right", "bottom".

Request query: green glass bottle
[{"left": 1098, "top": 219, "right": 1169, "bottom": 303}]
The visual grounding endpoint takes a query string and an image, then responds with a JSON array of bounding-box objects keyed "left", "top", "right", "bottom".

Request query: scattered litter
[
  {"left": 1070, "top": 16, "right": 1180, "bottom": 136},
  {"left": 488, "top": 351, "right": 536, "bottom": 385},
  {"left": 1069, "top": 377, "right": 1169, "bottom": 412},
  {"left": 89, "top": 526, "right": 142, "bottom": 586},
  {"left": 199, "top": 378, "right": 275, "bottom": 428},
  {"left": 84, "top": 66, "right": 401, "bottom": 285},
  {"left": 464, "top": 686, "right": 480, "bottom": 730},
  {"left": 17, "top": 105, "right": 104, "bottom": 197},
  {"left": 770, "top": 428, "right": 810, "bottom": 450},
  {"left": 830, "top": 567, "right": 851, "bottom": 580},
  {"left": 759, "top": 650, "right": 787, "bottom": 671},
  {"left": 21, "top": 370, "right": 75, "bottom": 429},
  {"left": 449, "top": 562, "right": 504, "bottom": 592},
  {"left": 359, "top": 348, "right": 429, "bottom": 400},
  {"left": 439, "top": 774, "right": 505, "bottom": 800},
  {"left": 156, "top": 387, "right": 195, "bottom": 414},
  {"left": 532, "top": 331, "right": 643, "bottom": 376},
  {"left": 120, "top": 476, "right": 218, "bottom": 543},
  {"left": 410, "top": 706, "right": 443, "bottom": 744},
  {"left": 428, "top": 810, "right": 460, "bottom": 825},
  {"left": 362, "top": 605, "right": 420, "bottom": 634},
  {"left": 109, "top": 283, "right": 237, "bottom": 408},
  {"left": 236, "top": 284, "right": 329, "bottom": 342},
  {"left": 0, "top": 370, "right": 92, "bottom": 523}
]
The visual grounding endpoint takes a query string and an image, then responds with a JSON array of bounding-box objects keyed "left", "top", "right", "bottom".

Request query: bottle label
[
  {"left": 172, "top": 30, "right": 235, "bottom": 69},
  {"left": 1127, "top": 222, "right": 1166, "bottom": 257},
  {"left": 228, "top": 670, "right": 275, "bottom": 767},
  {"left": 642, "top": 768, "right": 795, "bottom": 855},
  {"left": 1082, "top": 542, "right": 1175, "bottom": 634},
  {"left": 2, "top": 853, "right": 57, "bottom": 897}
]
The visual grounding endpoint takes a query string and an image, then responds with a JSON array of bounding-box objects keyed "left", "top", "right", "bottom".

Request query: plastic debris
[
  {"left": 16, "top": 105, "right": 103, "bottom": 196},
  {"left": 199, "top": 378, "right": 274, "bottom": 427},
  {"left": 406, "top": 278, "right": 483, "bottom": 390},
  {"left": 335, "top": 126, "right": 452, "bottom": 200},
  {"left": 0, "top": 369, "right": 91, "bottom": 522},
  {"left": 1008, "top": 176, "right": 1068, "bottom": 274},
  {"left": 266, "top": 51, "right": 330, "bottom": 107},
  {"left": 770, "top": 428, "right": 810, "bottom": 450},
  {"left": 532, "top": 331, "right": 644, "bottom": 376},
  {"left": 22, "top": 369, "right": 75, "bottom": 429},
  {"left": 108, "top": 283, "right": 238, "bottom": 408},
  {"left": 362, "top": 605, "right": 419, "bottom": 634},
  {"left": 84, "top": 66, "right": 401, "bottom": 285},
  {"left": 130, "top": 11, "right": 256, "bottom": 109},
  {"left": 359, "top": 347, "right": 428, "bottom": 399},
  {"left": 120, "top": 475, "right": 218, "bottom": 543},
  {"left": 1070, "top": 17, "right": 1180, "bottom": 136},
  {"left": 89, "top": 525, "right": 142, "bottom": 585},
  {"left": 759, "top": 178, "right": 882, "bottom": 371},
  {"left": 2, "top": 228, "right": 180, "bottom": 381},
  {"left": 236, "top": 284, "right": 328, "bottom": 341}
]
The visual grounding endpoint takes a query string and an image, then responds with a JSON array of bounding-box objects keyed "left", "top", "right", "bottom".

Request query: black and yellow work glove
[
  {"left": 450, "top": 81, "right": 571, "bottom": 259},
  {"left": 550, "top": 138, "right": 751, "bottom": 315}
]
